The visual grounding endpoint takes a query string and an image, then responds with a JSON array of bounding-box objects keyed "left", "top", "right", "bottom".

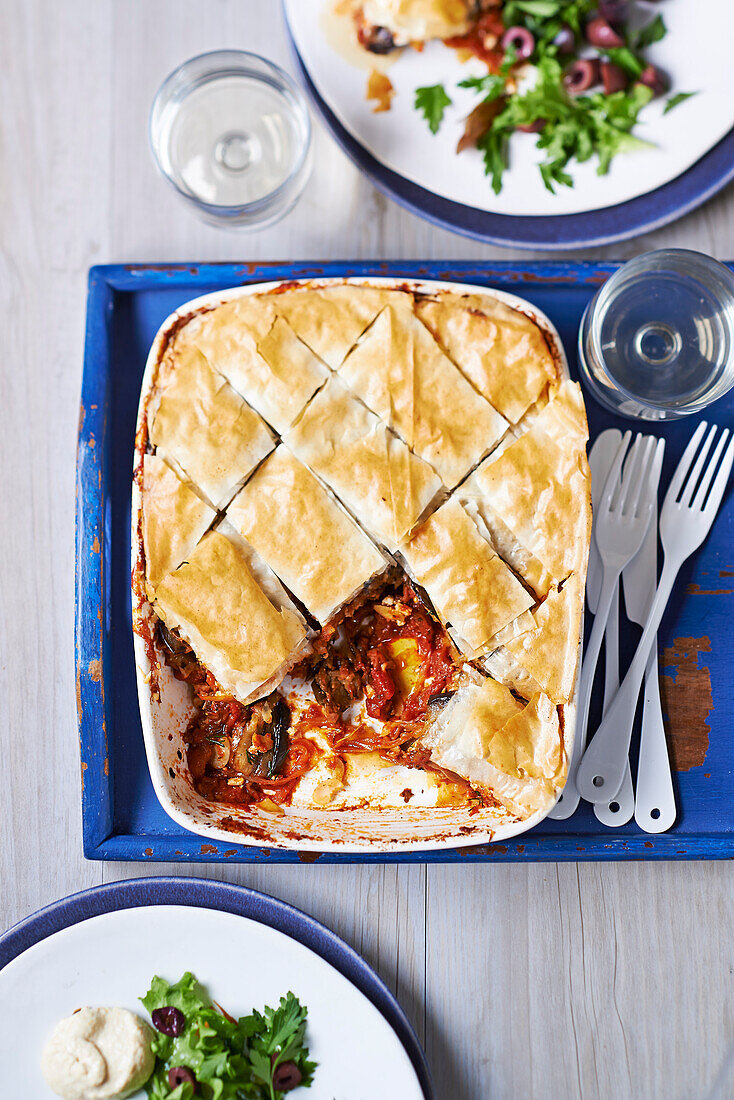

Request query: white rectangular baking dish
[{"left": 131, "top": 276, "right": 578, "bottom": 853}]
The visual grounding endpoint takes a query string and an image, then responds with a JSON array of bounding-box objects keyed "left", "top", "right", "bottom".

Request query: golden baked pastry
[
  {"left": 347, "top": 1, "right": 483, "bottom": 51},
  {"left": 135, "top": 281, "right": 591, "bottom": 824}
]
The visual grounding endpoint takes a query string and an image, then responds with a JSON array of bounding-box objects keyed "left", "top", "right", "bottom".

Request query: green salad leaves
[
  {"left": 141, "top": 973, "right": 316, "bottom": 1100},
  {"left": 412, "top": 0, "right": 696, "bottom": 193},
  {"left": 478, "top": 55, "right": 654, "bottom": 194},
  {"left": 414, "top": 84, "right": 452, "bottom": 134}
]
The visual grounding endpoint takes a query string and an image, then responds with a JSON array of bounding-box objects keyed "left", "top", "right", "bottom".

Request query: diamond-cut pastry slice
[
  {"left": 339, "top": 301, "right": 507, "bottom": 486},
  {"left": 149, "top": 345, "right": 275, "bottom": 509},
  {"left": 284, "top": 375, "right": 442, "bottom": 550},
  {"left": 482, "top": 573, "right": 583, "bottom": 703},
  {"left": 274, "top": 284, "right": 411, "bottom": 368},
  {"left": 458, "top": 381, "right": 590, "bottom": 597},
  {"left": 400, "top": 496, "right": 533, "bottom": 658},
  {"left": 421, "top": 676, "right": 565, "bottom": 817},
  {"left": 142, "top": 454, "right": 216, "bottom": 590},
  {"left": 416, "top": 292, "right": 556, "bottom": 424},
  {"left": 226, "top": 446, "right": 390, "bottom": 625},
  {"left": 175, "top": 303, "right": 329, "bottom": 435},
  {"left": 520, "top": 376, "right": 589, "bottom": 448},
  {"left": 181, "top": 295, "right": 279, "bottom": 348},
  {"left": 154, "top": 528, "right": 309, "bottom": 704}
]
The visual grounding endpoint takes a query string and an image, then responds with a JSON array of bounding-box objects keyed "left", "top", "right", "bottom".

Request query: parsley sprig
[
  {"left": 502, "top": 0, "right": 595, "bottom": 59},
  {"left": 414, "top": 84, "right": 452, "bottom": 133},
  {"left": 478, "top": 56, "right": 654, "bottom": 193}
]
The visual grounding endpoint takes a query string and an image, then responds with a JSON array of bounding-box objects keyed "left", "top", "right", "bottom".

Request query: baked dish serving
[
  {"left": 132, "top": 277, "right": 591, "bottom": 851},
  {"left": 350, "top": 0, "right": 495, "bottom": 53}
]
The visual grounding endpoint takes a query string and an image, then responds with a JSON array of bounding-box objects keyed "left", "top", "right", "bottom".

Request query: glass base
[{"left": 578, "top": 305, "right": 692, "bottom": 422}]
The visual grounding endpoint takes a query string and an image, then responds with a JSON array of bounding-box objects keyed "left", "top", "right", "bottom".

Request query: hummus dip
[{"left": 41, "top": 1007, "right": 155, "bottom": 1100}]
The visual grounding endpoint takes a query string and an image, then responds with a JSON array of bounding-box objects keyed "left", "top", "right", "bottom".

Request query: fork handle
[
  {"left": 634, "top": 647, "right": 676, "bottom": 833},
  {"left": 576, "top": 554, "right": 681, "bottom": 803},
  {"left": 594, "top": 585, "right": 635, "bottom": 827},
  {"left": 549, "top": 566, "right": 619, "bottom": 819}
]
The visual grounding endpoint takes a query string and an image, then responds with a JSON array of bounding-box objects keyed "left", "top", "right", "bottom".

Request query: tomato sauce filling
[
  {"left": 157, "top": 580, "right": 478, "bottom": 809},
  {"left": 444, "top": 11, "right": 505, "bottom": 68}
]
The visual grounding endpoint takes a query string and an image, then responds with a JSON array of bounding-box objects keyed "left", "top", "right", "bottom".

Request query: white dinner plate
[
  {"left": 0, "top": 902, "right": 425, "bottom": 1098},
  {"left": 286, "top": 0, "right": 734, "bottom": 217}
]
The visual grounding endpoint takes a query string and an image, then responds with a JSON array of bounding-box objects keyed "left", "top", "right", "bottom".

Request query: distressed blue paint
[{"left": 76, "top": 262, "right": 734, "bottom": 863}]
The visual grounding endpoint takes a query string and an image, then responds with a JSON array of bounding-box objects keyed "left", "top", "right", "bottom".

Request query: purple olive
[
  {"left": 272, "top": 1062, "right": 303, "bottom": 1092},
  {"left": 151, "top": 1006, "right": 185, "bottom": 1037},
  {"left": 168, "top": 1066, "right": 196, "bottom": 1091},
  {"left": 563, "top": 58, "right": 601, "bottom": 94},
  {"left": 501, "top": 25, "right": 535, "bottom": 61},
  {"left": 601, "top": 60, "right": 628, "bottom": 94},
  {"left": 365, "top": 26, "right": 396, "bottom": 54},
  {"left": 598, "top": 0, "right": 629, "bottom": 26},
  {"left": 553, "top": 25, "right": 576, "bottom": 55},
  {"left": 586, "top": 16, "right": 625, "bottom": 48},
  {"left": 517, "top": 119, "right": 546, "bottom": 133},
  {"left": 637, "top": 64, "right": 669, "bottom": 96}
]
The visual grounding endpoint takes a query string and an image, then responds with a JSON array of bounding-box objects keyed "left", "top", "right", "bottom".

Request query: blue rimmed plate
[
  {"left": 0, "top": 878, "right": 431, "bottom": 1098},
  {"left": 283, "top": 0, "right": 734, "bottom": 250}
]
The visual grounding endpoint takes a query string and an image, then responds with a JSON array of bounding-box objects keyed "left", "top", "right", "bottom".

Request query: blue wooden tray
[{"left": 76, "top": 261, "right": 734, "bottom": 863}]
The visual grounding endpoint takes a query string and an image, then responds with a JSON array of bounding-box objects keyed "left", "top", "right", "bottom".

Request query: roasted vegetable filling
[
  {"left": 302, "top": 579, "right": 459, "bottom": 723},
  {"left": 157, "top": 580, "right": 473, "bottom": 809}
]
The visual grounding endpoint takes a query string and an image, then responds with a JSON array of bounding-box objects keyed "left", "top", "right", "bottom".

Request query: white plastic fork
[
  {"left": 594, "top": 434, "right": 640, "bottom": 828},
  {"left": 552, "top": 431, "right": 663, "bottom": 817},
  {"left": 550, "top": 429, "right": 633, "bottom": 822},
  {"left": 577, "top": 421, "right": 734, "bottom": 803}
]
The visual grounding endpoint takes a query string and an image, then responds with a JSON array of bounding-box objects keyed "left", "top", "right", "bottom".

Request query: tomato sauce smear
[
  {"left": 353, "top": 592, "right": 456, "bottom": 722},
  {"left": 445, "top": 10, "right": 505, "bottom": 69}
]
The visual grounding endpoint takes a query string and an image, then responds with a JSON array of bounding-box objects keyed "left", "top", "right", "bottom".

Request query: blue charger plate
[
  {"left": 76, "top": 260, "right": 734, "bottom": 862},
  {"left": 0, "top": 877, "right": 432, "bottom": 1098},
  {"left": 283, "top": 18, "right": 734, "bottom": 251}
]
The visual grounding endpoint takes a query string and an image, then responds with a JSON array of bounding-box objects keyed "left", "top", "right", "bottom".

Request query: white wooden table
[{"left": 2, "top": 3, "right": 733, "bottom": 1097}]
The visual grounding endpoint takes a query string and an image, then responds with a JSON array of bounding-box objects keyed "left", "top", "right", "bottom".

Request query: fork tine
[
  {"left": 692, "top": 428, "right": 729, "bottom": 510},
  {"left": 619, "top": 434, "right": 650, "bottom": 515},
  {"left": 665, "top": 421, "right": 707, "bottom": 504},
  {"left": 651, "top": 436, "right": 666, "bottom": 495},
  {"left": 600, "top": 430, "right": 631, "bottom": 512},
  {"left": 628, "top": 436, "right": 657, "bottom": 516},
  {"left": 679, "top": 424, "right": 717, "bottom": 507},
  {"left": 637, "top": 436, "right": 666, "bottom": 517},
  {"left": 617, "top": 432, "right": 644, "bottom": 508},
  {"left": 700, "top": 432, "right": 734, "bottom": 516}
]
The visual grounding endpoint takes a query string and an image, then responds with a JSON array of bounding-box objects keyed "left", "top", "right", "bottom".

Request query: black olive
[
  {"left": 586, "top": 16, "right": 625, "bottom": 49},
  {"left": 366, "top": 26, "right": 396, "bottom": 54},
  {"left": 601, "top": 60, "right": 628, "bottom": 94},
  {"left": 501, "top": 26, "right": 535, "bottom": 61},
  {"left": 272, "top": 1061, "right": 303, "bottom": 1091},
  {"left": 553, "top": 25, "right": 576, "bottom": 55},
  {"left": 151, "top": 1005, "right": 185, "bottom": 1036},
  {"left": 168, "top": 1066, "right": 196, "bottom": 1090},
  {"left": 563, "top": 58, "right": 601, "bottom": 94},
  {"left": 637, "top": 64, "right": 669, "bottom": 96}
]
